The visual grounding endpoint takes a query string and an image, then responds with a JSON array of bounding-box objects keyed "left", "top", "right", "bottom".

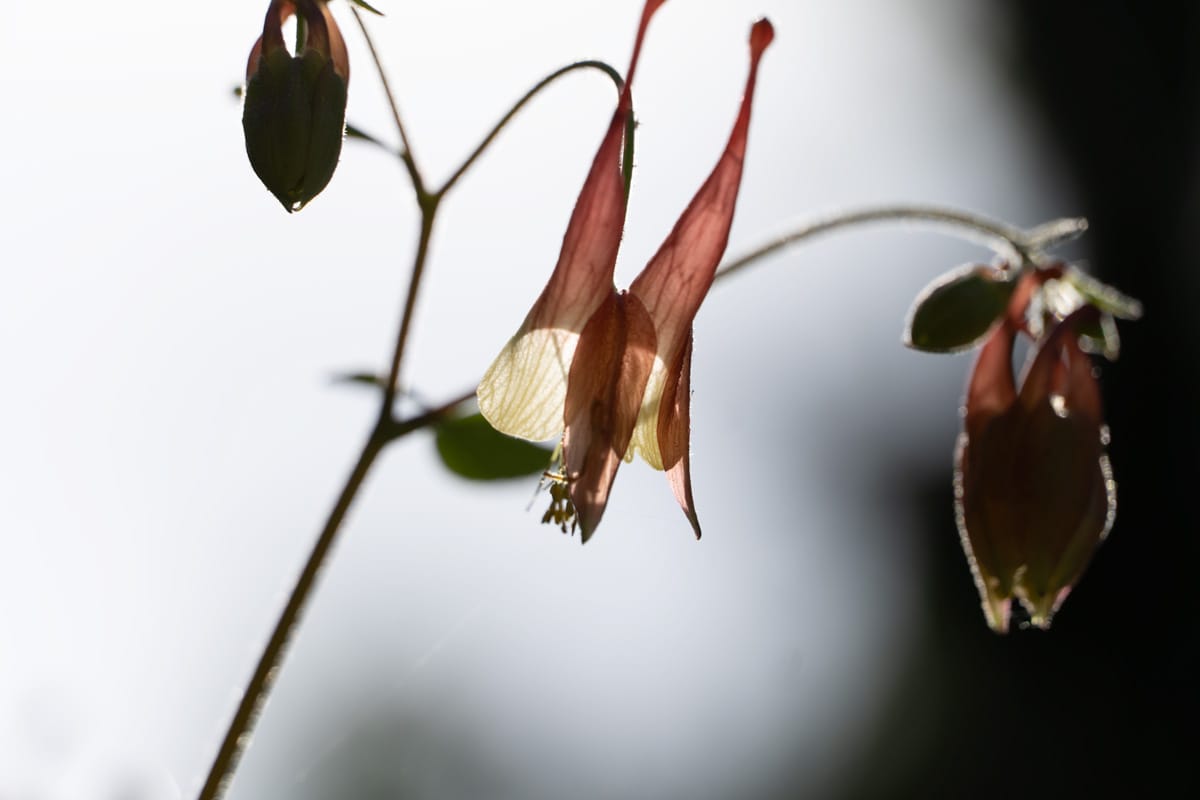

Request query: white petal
[
  {"left": 627, "top": 355, "right": 668, "bottom": 470},
  {"left": 478, "top": 327, "right": 578, "bottom": 442}
]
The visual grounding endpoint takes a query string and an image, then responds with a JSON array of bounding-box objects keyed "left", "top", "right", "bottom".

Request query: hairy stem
[{"left": 715, "top": 205, "right": 1087, "bottom": 283}]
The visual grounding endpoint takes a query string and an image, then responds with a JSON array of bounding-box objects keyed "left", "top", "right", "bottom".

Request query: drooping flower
[
  {"left": 478, "top": 0, "right": 774, "bottom": 541},
  {"left": 955, "top": 269, "right": 1116, "bottom": 632},
  {"left": 243, "top": 0, "right": 350, "bottom": 212}
]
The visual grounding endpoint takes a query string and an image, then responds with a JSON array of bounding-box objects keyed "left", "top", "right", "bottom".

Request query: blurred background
[{"left": 1, "top": 0, "right": 1196, "bottom": 797}]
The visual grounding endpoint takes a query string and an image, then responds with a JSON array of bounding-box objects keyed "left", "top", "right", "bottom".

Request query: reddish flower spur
[{"left": 478, "top": 0, "right": 774, "bottom": 541}]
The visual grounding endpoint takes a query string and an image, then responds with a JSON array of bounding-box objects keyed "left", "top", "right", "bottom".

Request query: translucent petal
[
  {"left": 564, "top": 292, "right": 657, "bottom": 540},
  {"left": 477, "top": 327, "right": 578, "bottom": 443},
  {"left": 627, "top": 356, "right": 668, "bottom": 470}
]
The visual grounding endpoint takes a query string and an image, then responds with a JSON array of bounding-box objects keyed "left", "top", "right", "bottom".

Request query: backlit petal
[
  {"left": 660, "top": 335, "right": 700, "bottom": 537},
  {"left": 478, "top": 328, "right": 579, "bottom": 442},
  {"left": 478, "top": 0, "right": 666, "bottom": 443},
  {"left": 628, "top": 20, "right": 772, "bottom": 469},
  {"left": 563, "top": 293, "right": 657, "bottom": 541},
  {"left": 629, "top": 19, "right": 774, "bottom": 367}
]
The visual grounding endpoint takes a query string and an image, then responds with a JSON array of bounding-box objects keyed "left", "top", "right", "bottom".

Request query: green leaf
[
  {"left": 348, "top": 0, "right": 385, "bottom": 15},
  {"left": 345, "top": 123, "right": 392, "bottom": 151},
  {"left": 435, "top": 414, "right": 553, "bottom": 481},
  {"left": 1064, "top": 266, "right": 1143, "bottom": 320},
  {"left": 332, "top": 371, "right": 388, "bottom": 390},
  {"left": 904, "top": 265, "right": 1016, "bottom": 353}
]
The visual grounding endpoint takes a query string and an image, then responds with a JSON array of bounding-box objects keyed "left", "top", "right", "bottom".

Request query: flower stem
[
  {"left": 198, "top": 20, "right": 632, "bottom": 800},
  {"left": 349, "top": 6, "right": 425, "bottom": 195},
  {"left": 714, "top": 205, "right": 1088, "bottom": 283},
  {"left": 438, "top": 59, "right": 625, "bottom": 197},
  {"left": 384, "top": 198, "right": 439, "bottom": 408},
  {"left": 195, "top": 427, "right": 386, "bottom": 800}
]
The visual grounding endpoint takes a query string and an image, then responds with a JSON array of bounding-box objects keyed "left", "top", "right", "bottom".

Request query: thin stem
[
  {"left": 714, "top": 205, "right": 1086, "bottom": 283},
  {"left": 438, "top": 59, "right": 625, "bottom": 197},
  {"left": 196, "top": 428, "right": 386, "bottom": 800},
  {"left": 382, "top": 388, "right": 480, "bottom": 440},
  {"left": 383, "top": 199, "right": 440, "bottom": 407},
  {"left": 350, "top": 6, "right": 426, "bottom": 196}
]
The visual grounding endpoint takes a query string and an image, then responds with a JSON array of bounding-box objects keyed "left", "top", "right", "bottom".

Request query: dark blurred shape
[
  {"left": 824, "top": 2, "right": 1200, "bottom": 796},
  {"left": 299, "top": 707, "right": 517, "bottom": 800}
]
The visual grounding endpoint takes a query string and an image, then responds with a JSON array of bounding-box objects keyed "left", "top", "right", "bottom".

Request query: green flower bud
[{"left": 242, "top": 1, "right": 350, "bottom": 212}]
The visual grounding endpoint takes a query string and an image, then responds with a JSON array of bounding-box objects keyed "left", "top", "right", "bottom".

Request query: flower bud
[
  {"left": 242, "top": 1, "right": 350, "bottom": 212},
  {"left": 956, "top": 293, "right": 1116, "bottom": 633}
]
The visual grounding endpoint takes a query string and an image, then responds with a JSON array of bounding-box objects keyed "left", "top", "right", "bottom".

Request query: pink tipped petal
[
  {"left": 247, "top": 0, "right": 290, "bottom": 77},
  {"left": 630, "top": 18, "right": 774, "bottom": 362},
  {"left": 1017, "top": 305, "right": 1099, "bottom": 413},
  {"left": 627, "top": 19, "right": 772, "bottom": 472},
  {"left": 315, "top": 0, "right": 350, "bottom": 81},
  {"left": 564, "top": 293, "right": 657, "bottom": 541},
  {"left": 964, "top": 318, "right": 1017, "bottom": 443},
  {"left": 247, "top": 36, "right": 265, "bottom": 79},
  {"left": 659, "top": 335, "right": 700, "bottom": 538},
  {"left": 479, "top": 0, "right": 666, "bottom": 443},
  {"left": 521, "top": 0, "right": 666, "bottom": 336}
]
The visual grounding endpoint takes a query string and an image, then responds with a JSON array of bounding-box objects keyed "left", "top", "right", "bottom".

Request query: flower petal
[
  {"left": 515, "top": 0, "right": 665, "bottom": 337},
  {"left": 563, "top": 292, "right": 657, "bottom": 541},
  {"left": 629, "top": 19, "right": 773, "bottom": 365},
  {"left": 478, "top": 327, "right": 580, "bottom": 442},
  {"left": 628, "top": 20, "right": 773, "bottom": 467},
  {"left": 660, "top": 334, "right": 700, "bottom": 538},
  {"left": 963, "top": 314, "right": 1017, "bottom": 443},
  {"left": 479, "top": 0, "right": 666, "bottom": 441}
]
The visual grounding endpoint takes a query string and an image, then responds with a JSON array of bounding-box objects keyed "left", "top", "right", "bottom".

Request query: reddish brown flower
[
  {"left": 478, "top": 0, "right": 774, "bottom": 541},
  {"left": 956, "top": 271, "right": 1116, "bottom": 632}
]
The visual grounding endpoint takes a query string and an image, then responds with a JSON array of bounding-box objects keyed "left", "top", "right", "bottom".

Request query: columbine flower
[
  {"left": 243, "top": 0, "right": 350, "bottom": 212},
  {"left": 478, "top": 0, "right": 774, "bottom": 541},
  {"left": 955, "top": 269, "right": 1116, "bottom": 632}
]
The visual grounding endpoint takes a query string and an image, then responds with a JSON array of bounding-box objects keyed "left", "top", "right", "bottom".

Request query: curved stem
[
  {"left": 350, "top": 6, "right": 426, "bottom": 196},
  {"left": 196, "top": 427, "right": 387, "bottom": 800},
  {"left": 438, "top": 59, "right": 625, "bottom": 197},
  {"left": 714, "top": 205, "right": 1087, "bottom": 283}
]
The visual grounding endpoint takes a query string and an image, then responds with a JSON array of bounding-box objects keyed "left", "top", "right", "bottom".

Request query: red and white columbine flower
[
  {"left": 956, "top": 269, "right": 1116, "bottom": 632},
  {"left": 478, "top": 0, "right": 774, "bottom": 541}
]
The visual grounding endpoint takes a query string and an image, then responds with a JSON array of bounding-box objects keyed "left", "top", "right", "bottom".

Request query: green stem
[
  {"left": 195, "top": 427, "right": 386, "bottom": 800},
  {"left": 438, "top": 59, "right": 625, "bottom": 197},
  {"left": 714, "top": 205, "right": 1087, "bottom": 283},
  {"left": 383, "top": 198, "right": 440, "bottom": 408},
  {"left": 349, "top": 6, "right": 426, "bottom": 195}
]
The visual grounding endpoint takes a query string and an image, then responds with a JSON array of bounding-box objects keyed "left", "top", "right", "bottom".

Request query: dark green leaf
[
  {"left": 332, "top": 371, "right": 388, "bottom": 390},
  {"left": 904, "top": 265, "right": 1016, "bottom": 353},
  {"left": 435, "top": 414, "right": 553, "bottom": 481},
  {"left": 345, "top": 122, "right": 395, "bottom": 153}
]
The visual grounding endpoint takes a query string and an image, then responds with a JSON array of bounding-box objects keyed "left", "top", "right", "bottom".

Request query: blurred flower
[
  {"left": 243, "top": 0, "right": 350, "bottom": 212},
  {"left": 478, "top": 1, "right": 774, "bottom": 541},
  {"left": 955, "top": 269, "right": 1116, "bottom": 632}
]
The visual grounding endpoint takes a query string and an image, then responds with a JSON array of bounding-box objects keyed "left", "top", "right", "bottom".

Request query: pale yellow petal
[
  {"left": 477, "top": 327, "right": 578, "bottom": 442},
  {"left": 627, "top": 355, "right": 668, "bottom": 470}
]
